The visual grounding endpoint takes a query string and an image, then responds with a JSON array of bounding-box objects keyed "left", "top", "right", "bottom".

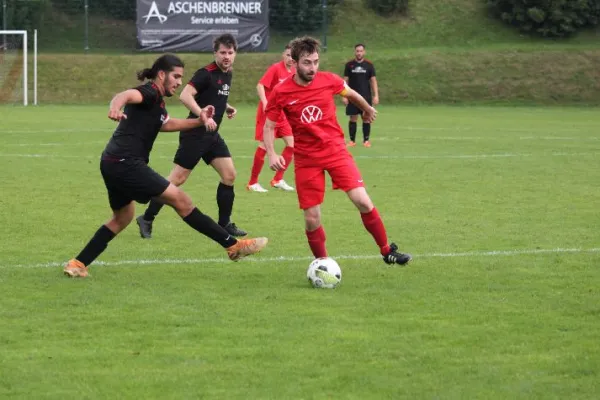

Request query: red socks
[
  {"left": 306, "top": 226, "right": 327, "bottom": 258},
  {"left": 360, "top": 208, "right": 390, "bottom": 255},
  {"left": 248, "top": 147, "right": 267, "bottom": 186},
  {"left": 273, "top": 146, "right": 294, "bottom": 182}
]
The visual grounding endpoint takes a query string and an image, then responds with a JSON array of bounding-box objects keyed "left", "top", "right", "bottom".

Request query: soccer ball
[{"left": 307, "top": 257, "right": 342, "bottom": 289}]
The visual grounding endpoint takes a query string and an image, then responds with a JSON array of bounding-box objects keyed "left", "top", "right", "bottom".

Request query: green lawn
[{"left": 1, "top": 105, "right": 599, "bottom": 399}]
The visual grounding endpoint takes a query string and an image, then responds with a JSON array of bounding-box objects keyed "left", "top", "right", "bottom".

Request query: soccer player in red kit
[
  {"left": 247, "top": 45, "right": 296, "bottom": 193},
  {"left": 263, "top": 37, "right": 411, "bottom": 265}
]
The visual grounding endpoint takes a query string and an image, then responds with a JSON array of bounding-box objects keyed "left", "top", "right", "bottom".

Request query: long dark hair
[{"left": 136, "top": 54, "right": 185, "bottom": 81}]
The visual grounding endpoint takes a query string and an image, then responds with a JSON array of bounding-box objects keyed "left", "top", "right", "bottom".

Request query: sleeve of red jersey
[
  {"left": 329, "top": 73, "right": 347, "bottom": 95},
  {"left": 188, "top": 68, "right": 210, "bottom": 91},
  {"left": 258, "top": 64, "right": 276, "bottom": 89},
  {"left": 264, "top": 87, "right": 282, "bottom": 122}
]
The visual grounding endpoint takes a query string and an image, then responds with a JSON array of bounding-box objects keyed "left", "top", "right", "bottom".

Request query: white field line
[
  {"left": 1, "top": 152, "right": 599, "bottom": 161},
  {"left": 3, "top": 136, "right": 600, "bottom": 147},
  {"left": 6, "top": 247, "right": 600, "bottom": 270},
  {"left": 2, "top": 125, "right": 599, "bottom": 136}
]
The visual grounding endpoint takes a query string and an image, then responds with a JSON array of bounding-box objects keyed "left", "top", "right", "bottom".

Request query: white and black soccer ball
[{"left": 307, "top": 257, "right": 342, "bottom": 289}]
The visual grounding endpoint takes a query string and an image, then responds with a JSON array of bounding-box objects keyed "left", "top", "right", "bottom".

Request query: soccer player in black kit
[
  {"left": 63, "top": 54, "right": 268, "bottom": 278},
  {"left": 342, "top": 43, "right": 379, "bottom": 147},
  {"left": 137, "top": 34, "right": 247, "bottom": 239}
]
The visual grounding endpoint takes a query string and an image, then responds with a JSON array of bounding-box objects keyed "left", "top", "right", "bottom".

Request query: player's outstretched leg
[
  {"left": 360, "top": 208, "right": 411, "bottom": 265},
  {"left": 162, "top": 184, "right": 267, "bottom": 261},
  {"left": 346, "top": 187, "right": 412, "bottom": 266}
]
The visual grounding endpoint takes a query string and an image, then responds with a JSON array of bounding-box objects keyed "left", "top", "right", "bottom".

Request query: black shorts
[
  {"left": 100, "top": 156, "right": 170, "bottom": 210},
  {"left": 174, "top": 132, "right": 231, "bottom": 170},
  {"left": 346, "top": 97, "right": 372, "bottom": 116}
]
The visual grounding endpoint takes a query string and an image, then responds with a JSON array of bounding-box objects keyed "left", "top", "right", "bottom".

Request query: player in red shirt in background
[
  {"left": 247, "top": 45, "right": 296, "bottom": 193},
  {"left": 263, "top": 37, "right": 411, "bottom": 265}
]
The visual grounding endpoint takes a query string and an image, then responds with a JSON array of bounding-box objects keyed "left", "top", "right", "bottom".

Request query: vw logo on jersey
[{"left": 300, "top": 105, "right": 323, "bottom": 124}]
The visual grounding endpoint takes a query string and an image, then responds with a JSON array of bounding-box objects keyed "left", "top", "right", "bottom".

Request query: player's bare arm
[
  {"left": 342, "top": 77, "right": 350, "bottom": 105},
  {"left": 108, "top": 89, "right": 144, "bottom": 121},
  {"left": 256, "top": 83, "right": 268, "bottom": 111},
  {"left": 161, "top": 105, "right": 216, "bottom": 132},
  {"left": 226, "top": 103, "right": 237, "bottom": 119},
  {"left": 263, "top": 118, "right": 286, "bottom": 171},
  {"left": 342, "top": 87, "right": 377, "bottom": 123},
  {"left": 371, "top": 76, "right": 379, "bottom": 105},
  {"left": 179, "top": 84, "right": 217, "bottom": 131}
]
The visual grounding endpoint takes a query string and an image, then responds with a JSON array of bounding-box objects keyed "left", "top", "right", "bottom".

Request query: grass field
[{"left": 1, "top": 105, "right": 599, "bottom": 399}]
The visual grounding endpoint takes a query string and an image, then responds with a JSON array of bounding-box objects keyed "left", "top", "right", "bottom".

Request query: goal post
[{"left": 0, "top": 29, "right": 37, "bottom": 106}]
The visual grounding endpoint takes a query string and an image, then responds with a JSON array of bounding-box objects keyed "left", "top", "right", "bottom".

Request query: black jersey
[
  {"left": 184, "top": 62, "right": 232, "bottom": 135},
  {"left": 103, "top": 82, "right": 168, "bottom": 163},
  {"left": 343, "top": 59, "right": 376, "bottom": 100}
]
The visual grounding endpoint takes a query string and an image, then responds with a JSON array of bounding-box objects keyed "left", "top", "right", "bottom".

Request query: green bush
[
  {"left": 364, "top": 0, "right": 409, "bottom": 16},
  {"left": 487, "top": 0, "right": 600, "bottom": 37},
  {"left": 0, "top": 0, "right": 49, "bottom": 30},
  {"left": 50, "top": 0, "right": 134, "bottom": 20},
  {"left": 270, "top": 0, "right": 341, "bottom": 34}
]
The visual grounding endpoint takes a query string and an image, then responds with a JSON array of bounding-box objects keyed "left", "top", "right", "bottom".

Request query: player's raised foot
[
  {"left": 63, "top": 259, "right": 88, "bottom": 278},
  {"left": 383, "top": 243, "right": 412, "bottom": 266},
  {"left": 247, "top": 183, "right": 269, "bottom": 193},
  {"left": 222, "top": 222, "right": 247, "bottom": 237},
  {"left": 271, "top": 179, "right": 295, "bottom": 192},
  {"left": 227, "top": 237, "right": 269, "bottom": 261},
  {"left": 136, "top": 215, "right": 153, "bottom": 239},
  {"left": 347, "top": 141, "right": 356, "bottom": 147},
  {"left": 363, "top": 141, "right": 372, "bottom": 148}
]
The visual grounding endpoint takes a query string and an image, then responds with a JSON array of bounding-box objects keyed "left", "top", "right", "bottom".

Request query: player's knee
[
  {"left": 169, "top": 173, "right": 188, "bottom": 186},
  {"left": 304, "top": 211, "right": 321, "bottom": 230},
  {"left": 173, "top": 192, "right": 194, "bottom": 216},
  {"left": 110, "top": 211, "right": 133, "bottom": 232},
  {"left": 353, "top": 196, "right": 374, "bottom": 213},
  {"left": 220, "top": 169, "right": 236, "bottom": 185}
]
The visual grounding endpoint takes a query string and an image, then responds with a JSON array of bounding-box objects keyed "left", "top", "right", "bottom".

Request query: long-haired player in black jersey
[
  {"left": 64, "top": 54, "right": 268, "bottom": 278},
  {"left": 137, "top": 34, "right": 248, "bottom": 240}
]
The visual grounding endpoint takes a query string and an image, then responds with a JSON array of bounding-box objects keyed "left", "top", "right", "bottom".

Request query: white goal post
[{"left": 0, "top": 29, "right": 38, "bottom": 106}]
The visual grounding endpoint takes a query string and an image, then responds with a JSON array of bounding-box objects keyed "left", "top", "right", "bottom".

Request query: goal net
[{"left": 0, "top": 30, "right": 28, "bottom": 105}]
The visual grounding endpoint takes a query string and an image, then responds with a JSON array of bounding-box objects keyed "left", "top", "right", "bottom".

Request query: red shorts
[
  {"left": 294, "top": 152, "right": 364, "bottom": 210},
  {"left": 255, "top": 111, "right": 292, "bottom": 141}
]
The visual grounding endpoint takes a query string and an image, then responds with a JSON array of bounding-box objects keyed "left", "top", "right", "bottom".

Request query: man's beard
[{"left": 298, "top": 70, "right": 315, "bottom": 82}]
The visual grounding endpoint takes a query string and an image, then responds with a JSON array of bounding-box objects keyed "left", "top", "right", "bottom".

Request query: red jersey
[
  {"left": 265, "top": 71, "right": 346, "bottom": 163},
  {"left": 257, "top": 61, "right": 295, "bottom": 125}
]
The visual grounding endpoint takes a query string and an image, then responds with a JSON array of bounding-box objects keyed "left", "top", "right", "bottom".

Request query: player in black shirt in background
[
  {"left": 64, "top": 54, "right": 268, "bottom": 278},
  {"left": 342, "top": 43, "right": 378, "bottom": 147},
  {"left": 138, "top": 34, "right": 247, "bottom": 239}
]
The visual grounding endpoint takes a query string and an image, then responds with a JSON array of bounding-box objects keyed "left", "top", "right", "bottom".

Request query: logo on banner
[
  {"left": 143, "top": 1, "right": 168, "bottom": 24},
  {"left": 250, "top": 34, "right": 263, "bottom": 48},
  {"left": 300, "top": 106, "right": 323, "bottom": 124}
]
